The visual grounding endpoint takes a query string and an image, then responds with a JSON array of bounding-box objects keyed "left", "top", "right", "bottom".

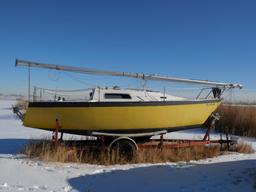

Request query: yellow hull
[{"left": 23, "top": 100, "right": 221, "bottom": 134}]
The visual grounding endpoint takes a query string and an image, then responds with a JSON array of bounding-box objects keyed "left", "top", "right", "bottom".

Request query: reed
[
  {"left": 15, "top": 99, "right": 28, "bottom": 110},
  {"left": 133, "top": 145, "right": 221, "bottom": 164},
  {"left": 235, "top": 142, "right": 255, "bottom": 154},
  {"left": 216, "top": 105, "right": 256, "bottom": 137},
  {"left": 22, "top": 140, "right": 253, "bottom": 165}
]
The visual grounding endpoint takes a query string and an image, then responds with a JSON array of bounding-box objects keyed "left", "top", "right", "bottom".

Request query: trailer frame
[{"left": 52, "top": 113, "right": 237, "bottom": 160}]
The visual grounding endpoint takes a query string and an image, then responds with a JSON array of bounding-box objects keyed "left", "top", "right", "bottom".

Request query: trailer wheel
[{"left": 109, "top": 137, "right": 138, "bottom": 162}]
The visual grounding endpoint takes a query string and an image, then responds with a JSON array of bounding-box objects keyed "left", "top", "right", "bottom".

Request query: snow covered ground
[{"left": 0, "top": 100, "right": 256, "bottom": 192}]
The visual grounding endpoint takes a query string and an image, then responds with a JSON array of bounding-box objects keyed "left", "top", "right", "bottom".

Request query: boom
[{"left": 15, "top": 59, "right": 242, "bottom": 89}]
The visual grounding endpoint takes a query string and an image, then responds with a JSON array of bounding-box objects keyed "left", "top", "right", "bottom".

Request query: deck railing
[{"left": 32, "top": 86, "right": 94, "bottom": 102}]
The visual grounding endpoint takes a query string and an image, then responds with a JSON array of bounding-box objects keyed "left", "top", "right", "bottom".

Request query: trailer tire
[{"left": 109, "top": 137, "right": 138, "bottom": 162}]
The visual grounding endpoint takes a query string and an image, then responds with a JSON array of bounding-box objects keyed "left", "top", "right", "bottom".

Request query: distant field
[{"left": 217, "top": 104, "right": 256, "bottom": 137}]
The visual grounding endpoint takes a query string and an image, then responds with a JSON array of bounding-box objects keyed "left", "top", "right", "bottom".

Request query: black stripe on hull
[{"left": 29, "top": 99, "right": 221, "bottom": 108}]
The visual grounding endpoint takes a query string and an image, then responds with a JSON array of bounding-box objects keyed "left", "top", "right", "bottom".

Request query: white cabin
[{"left": 90, "top": 87, "right": 187, "bottom": 102}]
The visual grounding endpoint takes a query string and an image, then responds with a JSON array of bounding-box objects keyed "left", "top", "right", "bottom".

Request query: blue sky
[{"left": 0, "top": 0, "right": 256, "bottom": 98}]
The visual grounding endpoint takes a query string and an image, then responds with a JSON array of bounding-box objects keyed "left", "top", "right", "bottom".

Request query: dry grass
[
  {"left": 216, "top": 105, "right": 256, "bottom": 137},
  {"left": 235, "top": 142, "right": 255, "bottom": 154},
  {"left": 133, "top": 145, "right": 221, "bottom": 164},
  {"left": 22, "top": 140, "right": 254, "bottom": 165},
  {"left": 15, "top": 99, "right": 28, "bottom": 110},
  {"left": 23, "top": 140, "right": 113, "bottom": 164}
]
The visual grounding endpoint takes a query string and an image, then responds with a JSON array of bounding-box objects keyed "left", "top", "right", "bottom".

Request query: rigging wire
[
  {"left": 61, "top": 72, "right": 98, "bottom": 87},
  {"left": 47, "top": 69, "right": 61, "bottom": 81}
]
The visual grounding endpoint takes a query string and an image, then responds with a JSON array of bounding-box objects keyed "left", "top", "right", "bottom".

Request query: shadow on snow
[
  {"left": 68, "top": 160, "right": 256, "bottom": 192},
  {"left": 0, "top": 138, "right": 28, "bottom": 154}
]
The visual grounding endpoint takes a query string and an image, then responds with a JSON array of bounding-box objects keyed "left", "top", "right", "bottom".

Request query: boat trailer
[{"left": 52, "top": 113, "right": 238, "bottom": 158}]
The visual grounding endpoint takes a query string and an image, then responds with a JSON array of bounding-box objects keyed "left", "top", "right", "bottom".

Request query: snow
[{"left": 0, "top": 100, "right": 256, "bottom": 192}]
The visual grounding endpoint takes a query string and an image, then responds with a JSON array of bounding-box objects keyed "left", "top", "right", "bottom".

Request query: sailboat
[{"left": 15, "top": 59, "right": 242, "bottom": 136}]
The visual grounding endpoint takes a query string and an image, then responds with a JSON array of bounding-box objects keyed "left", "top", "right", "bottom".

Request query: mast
[{"left": 15, "top": 59, "right": 243, "bottom": 89}]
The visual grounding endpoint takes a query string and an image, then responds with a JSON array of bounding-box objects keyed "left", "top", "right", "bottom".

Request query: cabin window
[{"left": 104, "top": 93, "right": 132, "bottom": 99}]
